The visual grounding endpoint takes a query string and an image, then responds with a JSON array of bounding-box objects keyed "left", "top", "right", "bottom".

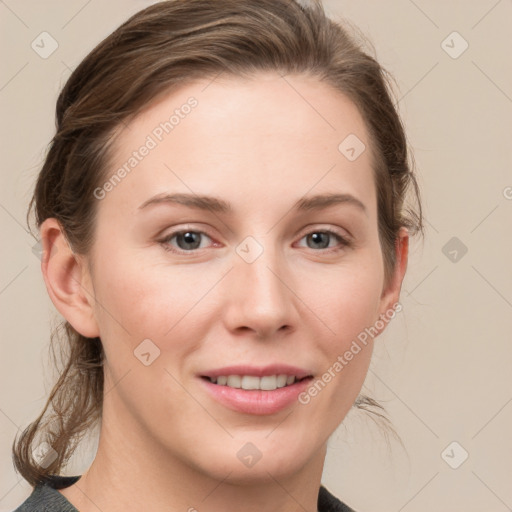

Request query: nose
[{"left": 222, "top": 239, "right": 298, "bottom": 340}]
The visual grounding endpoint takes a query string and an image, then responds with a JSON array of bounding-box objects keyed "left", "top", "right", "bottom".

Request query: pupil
[
  {"left": 180, "top": 232, "right": 200, "bottom": 250},
  {"left": 310, "top": 232, "right": 328, "bottom": 249}
]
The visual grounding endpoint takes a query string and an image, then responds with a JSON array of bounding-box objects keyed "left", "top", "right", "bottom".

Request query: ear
[
  {"left": 39, "top": 218, "right": 100, "bottom": 338},
  {"left": 376, "top": 226, "right": 409, "bottom": 330}
]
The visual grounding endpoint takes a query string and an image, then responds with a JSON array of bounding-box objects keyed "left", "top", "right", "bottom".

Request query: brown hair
[{"left": 13, "top": 0, "right": 423, "bottom": 487}]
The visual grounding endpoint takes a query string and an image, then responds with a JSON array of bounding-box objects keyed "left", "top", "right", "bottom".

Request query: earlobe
[{"left": 39, "top": 218, "right": 100, "bottom": 338}]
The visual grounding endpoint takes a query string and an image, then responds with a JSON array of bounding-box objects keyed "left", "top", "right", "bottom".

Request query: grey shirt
[{"left": 13, "top": 474, "right": 356, "bottom": 511}]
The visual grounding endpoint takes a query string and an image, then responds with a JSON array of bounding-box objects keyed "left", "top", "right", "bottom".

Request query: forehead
[{"left": 99, "top": 72, "right": 376, "bottom": 218}]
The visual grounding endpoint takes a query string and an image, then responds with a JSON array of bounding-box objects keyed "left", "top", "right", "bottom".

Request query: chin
[{"left": 188, "top": 435, "right": 318, "bottom": 484}]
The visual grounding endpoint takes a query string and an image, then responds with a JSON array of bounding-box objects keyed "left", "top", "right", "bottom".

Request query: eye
[
  {"left": 297, "top": 229, "right": 351, "bottom": 253},
  {"left": 159, "top": 227, "right": 351, "bottom": 255},
  {"left": 159, "top": 229, "right": 214, "bottom": 253}
]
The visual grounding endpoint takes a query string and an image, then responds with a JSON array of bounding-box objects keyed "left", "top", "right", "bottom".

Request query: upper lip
[{"left": 200, "top": 364, "right": 312, "bottom": 380}]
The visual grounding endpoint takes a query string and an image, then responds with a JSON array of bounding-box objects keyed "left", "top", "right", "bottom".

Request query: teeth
[
  {"left": 276, "top": 375, "right": 287, "bottom": 388},
  {"left": 227, "top": 375, "right": 241, "bottom": 388},
  {"left": 259, "top": 375, "right": 276, "bottom": 390},
  {"left": 209, "top": 374, "right": 298, "bottom": 390},
  {"left": 242, "top": 375, "right": 261, "bottom": 390}
]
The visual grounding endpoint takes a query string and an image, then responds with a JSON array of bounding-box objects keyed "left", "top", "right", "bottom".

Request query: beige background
[{"left": 1, "top": 1, "right": 511, "bottom": 511}]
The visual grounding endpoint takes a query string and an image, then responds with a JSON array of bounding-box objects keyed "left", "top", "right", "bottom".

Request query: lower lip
[{"left": 199, "top": 377, "right": 313, "bottom": 415}]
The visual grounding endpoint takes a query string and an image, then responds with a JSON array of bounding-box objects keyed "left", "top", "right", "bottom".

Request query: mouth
[
  {"left": 198, "top": 365, "right": 314, "bottom": 415},
  {"left": 201, "top": 374, "right": 312, "bottom": 391}
]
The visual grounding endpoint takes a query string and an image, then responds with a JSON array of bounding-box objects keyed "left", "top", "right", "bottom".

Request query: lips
[{"left": 198, "top": 364, "right": 314, "bottom": 415}]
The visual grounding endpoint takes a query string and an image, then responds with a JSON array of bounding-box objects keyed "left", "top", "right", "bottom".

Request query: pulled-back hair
[{"left": 13, "top": 0, "right": 423, "bottom": 487}]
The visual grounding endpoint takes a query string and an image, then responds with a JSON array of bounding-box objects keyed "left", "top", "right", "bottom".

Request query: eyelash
[{"left": 158, "top": 227, "right": 351, "bottom": 255}]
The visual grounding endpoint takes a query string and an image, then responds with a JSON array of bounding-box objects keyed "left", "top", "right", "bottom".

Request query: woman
[{"left": 12, "top": 0, "right": 422, "bottom": 510}]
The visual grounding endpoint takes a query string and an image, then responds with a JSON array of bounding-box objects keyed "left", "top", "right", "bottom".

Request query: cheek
[
  {"left": 322, "top": 288, "right": 379, "bottom": 385},
  {"left": 91, "top": 230, "right": 385, "bottom": 355},
  {"left": 305, "top": 253, "right": 384, "bottom": 401},
  {"left": 90, "top": 247, "right": 216, "bottom": 351},
  {"left": 315, "top": 262, "right": 383, "bottom": 341},
  {"left": 298, "top": 268, "right": 382, "bottom": 429}
]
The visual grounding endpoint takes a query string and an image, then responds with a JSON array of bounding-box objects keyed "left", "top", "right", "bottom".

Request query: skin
[{"left": 40, "top": 72, "right": 408, "bottom": 512}]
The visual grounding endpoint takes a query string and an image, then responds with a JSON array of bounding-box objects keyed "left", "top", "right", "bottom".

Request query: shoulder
[
  {"left": 13, "top": 475, "right": 81, "bottom": 512},
  {"left": 318, "top": 485, "right": 357, "bottom": 512}
]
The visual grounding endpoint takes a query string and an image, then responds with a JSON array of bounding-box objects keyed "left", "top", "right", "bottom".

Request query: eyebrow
[{"left": 138, "top": 192, "right": 367, "bottom": 215}]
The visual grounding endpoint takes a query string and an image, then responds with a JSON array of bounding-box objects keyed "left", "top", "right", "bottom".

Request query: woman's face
[{"left": 66, "top": 72, "right": 406, "bottom": 482}]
